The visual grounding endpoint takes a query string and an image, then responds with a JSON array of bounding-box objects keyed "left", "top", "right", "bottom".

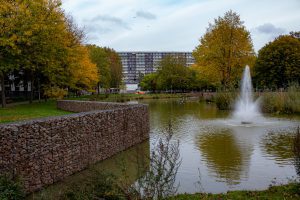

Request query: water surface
[
  {"left": 144, "top": 98, "right": 299, "bottom": 193},
  {"left": 31, "top": 98, "right": 299, "bottom": 197}
]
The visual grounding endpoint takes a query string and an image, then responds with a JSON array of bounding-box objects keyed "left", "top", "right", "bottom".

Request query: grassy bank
[
  {"left": 66, "top": 93, "right": 193, "bottom": 102},
  {"left": 1, "top": 173, "right": 298, "bottom": 200},
  {"left": 0, "top": 101, "right": 72, "bottom": 124},
  {"left": 168, "top": 183, "right": 300, "bottom": 199}
]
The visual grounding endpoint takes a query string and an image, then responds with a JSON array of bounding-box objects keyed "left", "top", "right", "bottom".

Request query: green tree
[
  {"left": 193, "top": 10, "right": 255, "bottom": 89},
  {"left": 106, "top": 48, "right": 123, "bottom": 88},
  {"left": 87, "top": 45, "right": 123, "bottom": 92},
  {"left": 156, "top": 55, "right": 191, "bottom": 92},
  {"left": 140, "top": 56, "right": 201, "bottom": 92},
  {"left": 254, "top": 34, "right": 300, "bottom": 89},
  {"left": 87, "top": 45, "right": 110, "bottom": 92},
  {"left": 139, "top": 73, "right": 158, "bottom": 91}
]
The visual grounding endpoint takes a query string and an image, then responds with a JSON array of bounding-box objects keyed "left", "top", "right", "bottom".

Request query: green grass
[
  {"left": 167, "top": 183, "right": 300, "bottom": 200},
  {"left": 0, "top": 101, "right": 72, "bottom": 124},
  {"left": 66, "top": 93, "right": 192, "bottom": 102}
]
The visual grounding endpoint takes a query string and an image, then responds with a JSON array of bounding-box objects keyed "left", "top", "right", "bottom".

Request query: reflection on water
[
  {"left": 30, "top": 98, "right": 300, "bottom": 196},
  {"left": 196, "top": 129, "right": 252, "bottom": 185},
  {"left": 261, "top": 131, "right": 295, "bottom": 164},
  {"left": 144, "top": 98, "right": 300, "bottom": 193},
  {"left": 29, "top": 140, "right": 150, "bottom": 199}
]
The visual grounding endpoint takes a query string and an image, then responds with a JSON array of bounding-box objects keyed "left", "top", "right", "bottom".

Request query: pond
[
  {"left": 31, "top": 98, "right": 300, "bottom": 197},
  {"left": 145, "top": 98, "right": 299, "bottom": 194}
]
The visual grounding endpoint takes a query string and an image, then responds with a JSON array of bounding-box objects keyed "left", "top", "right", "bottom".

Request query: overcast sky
[{"left": 62, "top": 0, "right": 300, "bottom": 52}]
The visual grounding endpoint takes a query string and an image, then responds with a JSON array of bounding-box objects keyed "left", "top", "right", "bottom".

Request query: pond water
[
  {"left": 31, "top": 98, "right": 300, "bottom": 197},
  {"left": 145, "top": 98, "right": 299, "bottom": 194}
]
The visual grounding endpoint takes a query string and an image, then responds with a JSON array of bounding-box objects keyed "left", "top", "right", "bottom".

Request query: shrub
[
  {"left": 62, "top": 172, "right": 124, "bottom": 200},
  {"left": 0, "top": 175, "right": 25, "bottom": 200},
  {"left": 215, "top": 92, "right": 235, "bottom": 110},
  {"left": 44, "top": 86, "right": 68, "bottom": 99}
]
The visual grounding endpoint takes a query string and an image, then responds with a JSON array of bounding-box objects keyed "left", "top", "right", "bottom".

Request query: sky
[{"left": 62, "top": 0, "right": 300, "bottom": 52}]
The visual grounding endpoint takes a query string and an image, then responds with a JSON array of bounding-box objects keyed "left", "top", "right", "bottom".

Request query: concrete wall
[{"left": 0, "top": 100, "right": 149, "bottom": 193}]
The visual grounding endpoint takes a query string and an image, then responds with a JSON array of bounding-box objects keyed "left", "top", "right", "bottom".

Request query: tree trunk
[
  {"left": 30, "top": 72, "right": 34, "bottom": 104},
  {"left": 97, "top": 82, "right": 100, "bottom": 95},
  {"left": 1, "top": 73, "right": 6, "bottom": 108},
  {"left": 38, "top": 78, "right": 41, "bottom": 103}
]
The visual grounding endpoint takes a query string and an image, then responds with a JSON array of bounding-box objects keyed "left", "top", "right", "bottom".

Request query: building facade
[{"left": 118, "top": 52, "right": 195, "bottom": 84}]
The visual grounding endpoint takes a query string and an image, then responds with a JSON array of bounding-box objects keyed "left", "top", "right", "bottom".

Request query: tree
[
  {"left": 106, "top": 48, "right": 123, "bottom": 88},
  {"left": 156, "top": 55, "right": 191, "bottom": 92},
  {"left": 87, "top": 45, "right": 123, "bottom": 92},
  {"left": 139, "top": 55, "right": 201, "bottom": 92},
  {"left": 253, "top": 34, "right": 300, "bottom": 89},
  {"left": 0, "top": 0, "right": 28, "bottom": 107},
  {"left": 139, "top": 73, "right": 158, "bottom": 91},
  {"left": 193, "top": 10, "right": 255, "bottom": 89},
  {"left": 68, "top": 46, "right": 99, "bottom": 92},
  {"left": 88, "top": 45, "right": 110, "bottom": 91},
  {"left": 0, "top": 0, "right": 98, "bottom": 102}
]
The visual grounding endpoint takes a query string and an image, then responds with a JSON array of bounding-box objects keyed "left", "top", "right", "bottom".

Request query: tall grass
[
  {"left": 214, "top": 85, "right": 300, "bottom": 114},
  {"left": 261, "top": 85, "right": 300, "bottom": 114},
  {"left": 0, "top": 175, "right": 24, "bottom": 200}
]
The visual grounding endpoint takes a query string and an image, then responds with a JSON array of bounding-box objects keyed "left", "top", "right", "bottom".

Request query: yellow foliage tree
[
  {"left": 69, "top": 46, "right": 99, "bottom": 92},
  {"left": 193, "top": 10, "right": 256, "bottom": 89}
]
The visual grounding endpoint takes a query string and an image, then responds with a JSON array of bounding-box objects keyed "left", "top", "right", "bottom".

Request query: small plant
[
  {"left": 120, "top": 122, "right": 182, "bottom": 199},
  {"left": 215, "top": 92, "right": 235, "bottom": 110},
  {"left": 0, "top": 175, "right": 25, "bottom": 200},
  {"left": 61, "top": 172, "right": 125, "bottom": 200}
]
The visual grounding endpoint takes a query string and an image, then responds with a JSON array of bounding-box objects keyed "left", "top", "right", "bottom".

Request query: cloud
[
  {"left": 89, "top": 15, "right": 131, "bottom": 30},
  {"left": 255, "top": 23, "right": 285, "bottom": 35},
  {"left": 62, "top": 0, "right": 300, "bottom": 52},
  {"left": 136, "top": 11, "right": 157, "bottom": 20},
  {"left": 85, "top": 25, "right": 112, "bottom": 34}
]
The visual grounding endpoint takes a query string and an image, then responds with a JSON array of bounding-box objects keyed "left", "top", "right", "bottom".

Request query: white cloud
[
  {"left": 62, "top": 0, "right": 300, "bottom": 52},
  {"left": 136, "top": 11, "right": 157, "bottom": 20}
]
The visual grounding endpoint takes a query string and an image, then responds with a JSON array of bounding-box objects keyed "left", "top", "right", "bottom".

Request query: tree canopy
[
  {"left": 0, "top": 0, "right": 99, "bottom": 106},
  {"left": 87, "top": 45, "right": 123, "bottom": 91},
  {"left": 140, "top": 55, "right": 200, "bottom": 92},
  {"left": 253, "top": 33, "right": 300, "bottom": 89},
  {"left": 193, "top": 10, "right": 255, "bottom": 89}
]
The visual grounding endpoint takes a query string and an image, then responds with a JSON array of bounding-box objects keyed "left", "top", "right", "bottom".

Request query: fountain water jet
[{"left": 232, "top": 65, "right": 262, "bottom": 124}]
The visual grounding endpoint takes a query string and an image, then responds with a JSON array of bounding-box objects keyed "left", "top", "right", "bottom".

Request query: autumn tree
[
  {"left": 253, "top": 33, "right": 300, "bottom": 89},
  {"left": 0, "top": 0, "right": 28, "bottom": 107},
  {"left": 193, "top": 10, "right": 255, "bottom": 89},
  {"left": 68, "top": 46, "right": 99, "bottom": 92},
  {"left": 0, "top": 0, "right": 99, "bottom": 103}
]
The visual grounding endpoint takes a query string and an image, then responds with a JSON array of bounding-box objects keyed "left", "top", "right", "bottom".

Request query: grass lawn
[
  {"left": 168, "top": 183, "right": 300, "bottom": 200},
  {"left": 0, "top": 101, "right": 72, "bottom": 124}
]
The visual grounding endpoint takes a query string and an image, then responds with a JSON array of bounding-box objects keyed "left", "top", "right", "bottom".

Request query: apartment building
[{"left": 118, "top": 52, "right": 195, "bottom": 84}]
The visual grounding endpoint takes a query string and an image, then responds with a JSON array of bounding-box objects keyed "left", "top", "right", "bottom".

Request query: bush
[
  {"left": 0, "top": 175, "right": 25, "bottom": 200},
  {"left": 61, "top": 172, "right": 124, "bottom": 200},
  {"left": 44, "top": 86, "right": 68, "bottom": 99},
  {"left": 215, "top": 92, "right": 235, "bottom": 110}
]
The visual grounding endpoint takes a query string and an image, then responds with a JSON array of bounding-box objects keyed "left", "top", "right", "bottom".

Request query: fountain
[{"left": 232, "top": 65, "right": 262, "bottom": 124}]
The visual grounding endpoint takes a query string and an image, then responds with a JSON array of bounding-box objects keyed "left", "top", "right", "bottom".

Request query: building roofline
[{"left": 117, "top": 51, "right": 193, "bottom": 53}]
